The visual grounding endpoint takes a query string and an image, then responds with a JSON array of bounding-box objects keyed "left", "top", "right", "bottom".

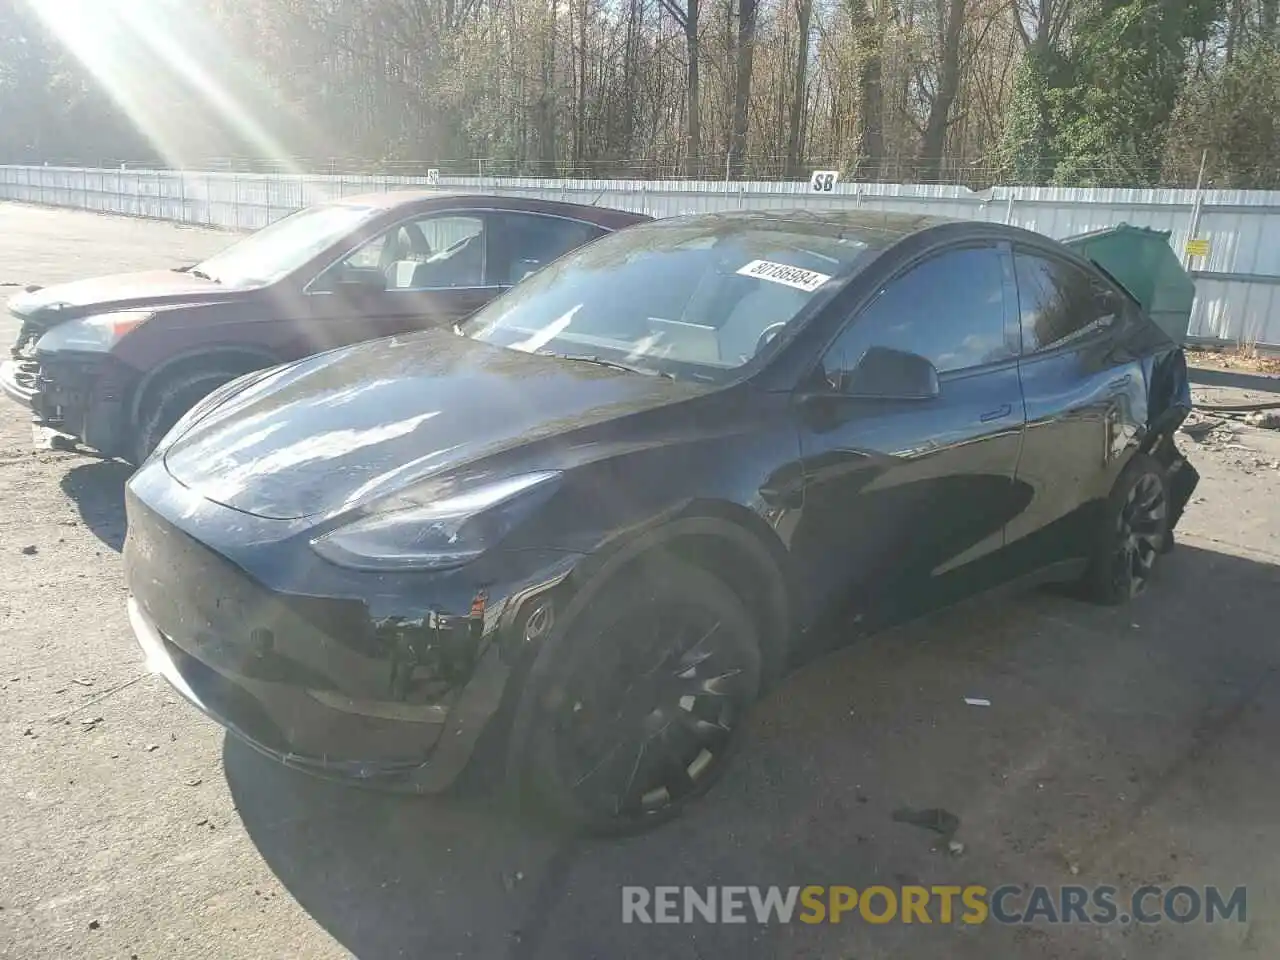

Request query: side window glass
[
  {"left": 1014, "top": 252, "right": 1106, "bottom": 352},
  {"left": 393, "top": 216, "right": 486, "bottom": 289},
  {"left": 821, "top": 246, "right": 1010, "bottom": 385},
  {"left": 495, "top": 214, "right": 605, "bottom": 286},
  {"left": 314, "top": 215, "right": 486, "bottom": 292}
]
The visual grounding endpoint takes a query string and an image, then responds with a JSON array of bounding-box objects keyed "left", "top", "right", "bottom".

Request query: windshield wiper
[
  {"left": 540, "top": 352, "right": 673, "bottom": 379},
  {"left": 188, "top": 268, "right": 220, "bottom": 282}
]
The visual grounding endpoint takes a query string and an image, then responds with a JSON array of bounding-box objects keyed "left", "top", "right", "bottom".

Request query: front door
[
  {"left": 791, "top": 242, "right": 1027, "bottom": 627},
  {"left": 292, "top": 212, "right": 500, "bottom": 358}
]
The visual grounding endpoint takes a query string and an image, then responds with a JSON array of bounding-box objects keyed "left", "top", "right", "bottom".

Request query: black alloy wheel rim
[
  {"left": 1114, "top": 473, "right": 1167, "bottom": 597},
  {"left": 555, "top": 603, "right": 759, "bottom": 820}
]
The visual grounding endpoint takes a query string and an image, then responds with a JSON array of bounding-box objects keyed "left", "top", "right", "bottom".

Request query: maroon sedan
[{"left": 1, "top": 192, "right": 649, "bottom": 463}]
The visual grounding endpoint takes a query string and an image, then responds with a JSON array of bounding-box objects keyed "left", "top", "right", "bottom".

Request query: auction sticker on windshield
[{"left": 736, "top": 259, "right": 831, "bottom": 292}]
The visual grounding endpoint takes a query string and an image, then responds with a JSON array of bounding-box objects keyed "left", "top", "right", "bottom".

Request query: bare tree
[
  {"left": 785, "top": 0, "right": 813, "bottom": 176},
  {"left": 658, "top": 0, "right": 702, "bottom": 175}
]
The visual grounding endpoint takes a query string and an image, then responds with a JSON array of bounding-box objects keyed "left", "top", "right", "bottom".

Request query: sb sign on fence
[{"left": 810, "top": 170, "right": 840, "bottom": 193}]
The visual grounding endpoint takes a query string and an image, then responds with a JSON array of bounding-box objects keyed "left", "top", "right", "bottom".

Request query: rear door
[
  {"left": 1004, "top": 245, "right": 1147, "bottom": 568},
  {"left": 486, "top": 212, "right": 609, "bottom": 290},
  {"left": 791, "top": 241, "right": 1027, "bottom": 624}
]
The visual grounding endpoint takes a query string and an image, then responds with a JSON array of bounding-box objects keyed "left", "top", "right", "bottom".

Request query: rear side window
[
  {"left": 822, "top": 245, "right": 1011, "bottom": 379},
  {"left": 494, "top": 213, "right": 606, "bottom": 286},
  {"left": 1014, "top": 252, "right": 1115, "bottom": 353}
]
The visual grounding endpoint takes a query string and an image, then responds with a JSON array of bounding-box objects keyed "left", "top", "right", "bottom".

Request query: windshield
[
  {"left": 458, "top": 219, "right": 872, "bottom": 379},
  {"left": 193, "top": 203, "right": 381, "bottom": 287}
]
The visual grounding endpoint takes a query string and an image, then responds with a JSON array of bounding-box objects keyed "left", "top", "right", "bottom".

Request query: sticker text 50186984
[{"left": 736, "top": 259, "right": 832, "bottom": 293}]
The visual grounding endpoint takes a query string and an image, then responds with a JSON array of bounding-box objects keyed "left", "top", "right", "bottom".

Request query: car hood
[
  {"left": 162, "top": 331, "right": 706, "bottom": 520},
  {"left": 7, "top": 270, "right": 244, "bottom": 325}
]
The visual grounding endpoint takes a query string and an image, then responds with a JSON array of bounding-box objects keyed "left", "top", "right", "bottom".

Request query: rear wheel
[
  {"left": 516, "top": 557, "right": 762, "bottom": 836},
  {"left": 1082, "top": 453, "right": 1170, "bottom": 604},
  {"left": 130, "top": 363, "right": 258, "bottom": 465}
]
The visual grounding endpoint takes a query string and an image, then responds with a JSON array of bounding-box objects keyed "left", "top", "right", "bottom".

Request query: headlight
[
  {"left": 310, "top": 471, "right": 562, "bottom": 571},
  {"left": 34, "top": 310, "right": 154, "bottom": 353}
]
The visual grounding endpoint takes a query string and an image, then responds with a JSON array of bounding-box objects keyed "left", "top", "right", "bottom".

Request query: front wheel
[
  {"left": 1082, "top": 453, "right": 1171, "bottom": 604},
  {"left": 515, "top": 557, "right": 762, "bottom": 836},
  {"left": 129, "top": 366, "right": 251, "bottom": 465}
]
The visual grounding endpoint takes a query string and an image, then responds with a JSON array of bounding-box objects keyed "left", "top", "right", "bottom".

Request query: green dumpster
[{"left": 1061, "top": 223, "right": 1196, "bottom": 345}]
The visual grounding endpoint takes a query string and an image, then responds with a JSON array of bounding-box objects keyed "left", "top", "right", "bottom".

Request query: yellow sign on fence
[{"left": 1185, "top": 238, "right": 1210, "bottom": 258}]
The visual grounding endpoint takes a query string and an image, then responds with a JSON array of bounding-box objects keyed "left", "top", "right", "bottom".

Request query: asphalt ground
[{"left": 2, "top": 202, "right": 1280, "bottom": 959}]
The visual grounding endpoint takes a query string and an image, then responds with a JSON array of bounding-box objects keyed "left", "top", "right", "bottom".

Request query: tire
[
  {"left": 1081, "top": 453, "right": 1171, "bottom": 605},
  {"left": 130, "top": 364, "right": 256, "bottom": 465},
  {"left": 513, "top": 556, "right": 762, "bottom": 836}
]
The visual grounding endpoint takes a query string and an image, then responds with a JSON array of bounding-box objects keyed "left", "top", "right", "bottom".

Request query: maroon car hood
[{"left": 8, "top": 270, "right": 244, "bottom": 324}]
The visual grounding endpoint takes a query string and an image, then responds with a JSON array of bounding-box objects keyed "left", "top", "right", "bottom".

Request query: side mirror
[{"left": 841, "top": 346, "right": 940, "bottom": 400}]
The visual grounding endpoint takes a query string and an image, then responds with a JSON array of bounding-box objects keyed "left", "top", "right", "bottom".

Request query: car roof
[
  {"left": 648, "top": 208, "right": 960, "bottom": 247},
  {"left": 330, "top": 190, "right": 651, "bottom": 229}
]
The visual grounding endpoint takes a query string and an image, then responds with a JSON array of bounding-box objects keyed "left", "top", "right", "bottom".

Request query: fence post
[
  {"left": 1182, "top": 148, "right": 1208, "bottom": 270},
  {"left": 1004, "top": 190, "right": 1016, "bottom": 225}
]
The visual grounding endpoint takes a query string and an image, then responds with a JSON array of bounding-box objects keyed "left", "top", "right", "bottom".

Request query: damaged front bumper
[
  {"left": 123, "top": 463, "right": 580, "bottom": 794},
  {"left": 2, "top": 323, "right": 130, "bottom": 455}
]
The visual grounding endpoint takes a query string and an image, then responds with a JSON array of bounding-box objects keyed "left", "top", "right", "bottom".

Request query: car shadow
[
  {"left": 60, "top": 458, "right": 133, "bottom": 552},
  {"left": 227, "top": 541, "right": 1280, "bottom": 960}
]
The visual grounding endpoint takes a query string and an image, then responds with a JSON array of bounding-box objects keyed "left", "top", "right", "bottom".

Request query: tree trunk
[
  {"left": 1262, "top": 0, "right": 1278, "bottom": 38},
  {"left": 916, "top": 0, "right": 966, "bottom": 181},
  {"left": 620, "top": 0, "right": 641, "bottom": 162},
  {"left": 576, "top": 0, "right": 588, "bottom": 171},
  {"left": 852, "top": 0, "right": 884, "bottom": 179},
  {"left": 685, "top": 0, "right": 702, "bottom": 177},
  {"left": 538, "top": 0, "right": 558, "bottom": 171},
  {"left": 785, "top": 0, "right": 812, "bottom": 178},
  {"left": 729, "top": 0, "right": 757, "bottom": 178}
]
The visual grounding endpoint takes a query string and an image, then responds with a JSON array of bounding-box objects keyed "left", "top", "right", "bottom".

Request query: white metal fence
[{"left": 3, "top": 164, "right": 1279, "bottom": 348}]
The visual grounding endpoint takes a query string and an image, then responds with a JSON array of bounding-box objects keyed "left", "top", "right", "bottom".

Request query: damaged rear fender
[{"left": 1140, "top": 347, "right": 1199, "bottom": 532}]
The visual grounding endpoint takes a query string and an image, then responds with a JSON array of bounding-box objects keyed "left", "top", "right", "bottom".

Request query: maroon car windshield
[{"left": 193, "top": 203, "right": 381, "bottom": 287}]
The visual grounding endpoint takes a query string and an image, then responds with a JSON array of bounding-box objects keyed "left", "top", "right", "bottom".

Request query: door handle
[{"left": 980, "top": 403, "right": 1012, "bottom": 423}]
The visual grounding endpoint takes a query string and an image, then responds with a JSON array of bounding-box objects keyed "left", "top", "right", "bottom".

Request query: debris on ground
[
  {"left": 71, "top": 677, "right": 94, "bottom": 687},
  {"left": 1186, "top": 349, "right": 1280, "bottom": 376},
  {"left": 144, "top": 743, "right": 159, "bottom": 752},
  {"left": 87, "top": 920, "right": 100, "bottom": 930},
  {"left": 19, "top": 545, "right": 37, "bottom": 555},
  {"left": 1180, "top": 414, "right": 1224, "bottom": 440},
  {"left": 183, "top": 778, "right": 202, "bottom": 786},
  {"left": 947, "top": 840, "right": 965, "bottom": 856},
  {"left": 501, "top": 870, "right": 526, "bottom": 892},
  {"left": 964, "top": 697, "right": 991, "bottom": 707},
  {"left": 1244, "top": 409, "right": 1280, "bottom": 430},
  {"left": 892, "top": 806, "right": 961, "bottom": 844}
]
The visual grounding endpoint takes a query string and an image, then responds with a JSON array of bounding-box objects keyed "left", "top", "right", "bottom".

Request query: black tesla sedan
[{"left": 124, "top": 210, "right": 1198, "bottom": 834}]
